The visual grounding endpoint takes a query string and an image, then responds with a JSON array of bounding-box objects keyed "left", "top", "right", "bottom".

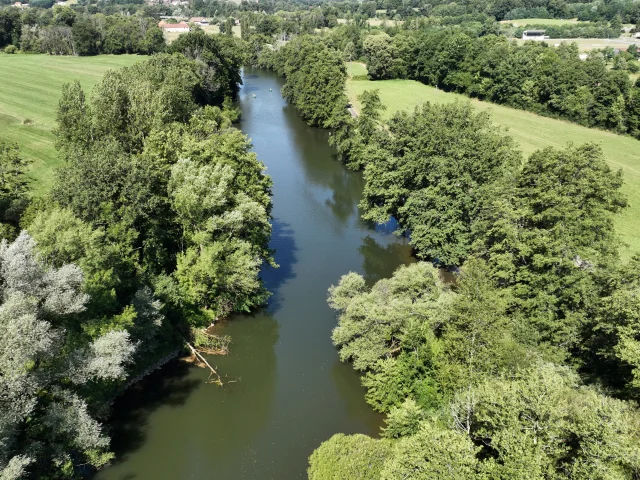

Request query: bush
[{"left": 4, "top": 45, "right": 17, "bottom": 54}]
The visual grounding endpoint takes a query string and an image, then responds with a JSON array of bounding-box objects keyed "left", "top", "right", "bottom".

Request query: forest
[{"left": 0, "top": 33, "right": 275, "bottom": 479}]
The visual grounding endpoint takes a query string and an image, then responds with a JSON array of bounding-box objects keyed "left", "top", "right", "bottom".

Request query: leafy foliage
[
  {"left": 360, "top": 102, "right": 521, "bottom": 266},
  {"left": 0, "top": 233, "right": 136, "bottom": 478},
  {"left": 275, "top": 35, "right": 349, "bottom": 128}
]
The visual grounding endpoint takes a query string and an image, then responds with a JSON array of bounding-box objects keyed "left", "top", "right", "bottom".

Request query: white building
[{"left": 522, "top": 30, "right": 549, "bottom": 41}]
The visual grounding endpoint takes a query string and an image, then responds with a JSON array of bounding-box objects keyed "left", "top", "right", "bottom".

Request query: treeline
[
  {"left": 308, "top": 107, "right": 640, "bottom": 477},
  {"left": 266, "top": 34, "right": 640, "bottom": 479},
  {"left": 0, "top": 32, "right": 273, "bottom": 479},
  {"left": 0, "top": 6, "right": 164, "bottom": 54},
  {"left": 361, "top": 30, "right": 640, "bottom": 138}
]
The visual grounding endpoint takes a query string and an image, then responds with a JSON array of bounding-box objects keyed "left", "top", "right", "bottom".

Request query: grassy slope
[
  {"left": 0, "top": 54, "right": 141, "bottom": 192},
  {"left": 347, "top": 77, "right": 640, "bottom": 260}
]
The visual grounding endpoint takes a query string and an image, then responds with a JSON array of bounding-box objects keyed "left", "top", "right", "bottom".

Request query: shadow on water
[
  {"left": 102, "top": 360, "right": 200, "bottom": 464},
  {"left": 359, "top": 235, "right": 416, "bottom": 286},
  {"left": 281, "top": 104, "right": 365, "bottom": 228},
  {"left": 261, "top": 218, "right": 298, "bottom": 313}
]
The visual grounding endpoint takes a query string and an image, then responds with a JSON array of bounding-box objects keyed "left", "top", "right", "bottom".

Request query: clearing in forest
[
  {"left": 347, "top": 76, "right": 640, "bottom": 260},
  {"left": 0, "top": 54, "right": 141, "bottom": 192}
]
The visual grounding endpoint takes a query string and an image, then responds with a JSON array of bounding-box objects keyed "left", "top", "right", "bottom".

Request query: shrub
[{"left": 4, "top": 45, "right": 17, "bottom": 54}]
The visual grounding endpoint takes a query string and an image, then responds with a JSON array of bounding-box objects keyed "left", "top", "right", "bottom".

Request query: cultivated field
[
  {"left": 347, "top": 77, "right": 640, "bottom": 260},
  {"left": 0, "top": 54, "right": 141, "bottom": 191}
]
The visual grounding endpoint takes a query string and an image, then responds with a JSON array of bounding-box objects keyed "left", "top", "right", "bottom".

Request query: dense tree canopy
[
  {"left": 272, "top": 35, "right": 348, "bottom": 128},
  {"left": 360, "top": 102, "right": 521, "bottom": 266},
  {"left": 0, "top": 48, "right": 271, "bottom": 478},
  {"left": 0, "top": 233, "right": 139, "bottom": 479}
]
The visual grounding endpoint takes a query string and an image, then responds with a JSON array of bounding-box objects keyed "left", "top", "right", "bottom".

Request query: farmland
[
  {"left": 346, "top": 76, "right": 640, "bottom": 260},
  {"left": 0, "top": 54, "right": 141, "bottom": 192}
]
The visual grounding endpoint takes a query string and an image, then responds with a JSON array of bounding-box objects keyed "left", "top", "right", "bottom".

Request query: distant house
[
  {"left": 522, "top": 30, "right": 548, "bottom": 41},
  {"left": 635, "top": 32, "right": 640, "bottom": 39},
  {"left": 12, "top": 2, "right": 30, "bottom": 8},
  {"left": 189, "top": 17, "right": 209, "bottom": 25},
  {"left": 158, "top": 21, "right": 190, "bottom": 33}
]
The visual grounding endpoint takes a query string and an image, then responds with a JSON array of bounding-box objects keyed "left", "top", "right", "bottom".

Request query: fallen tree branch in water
[{"left": 184, "top": 339, "right": 224, "bottom": 386}]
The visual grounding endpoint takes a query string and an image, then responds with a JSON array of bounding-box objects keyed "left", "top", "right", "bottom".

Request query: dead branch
[{"left": 184, "top": 339, "right": 223, "bottom": 386}]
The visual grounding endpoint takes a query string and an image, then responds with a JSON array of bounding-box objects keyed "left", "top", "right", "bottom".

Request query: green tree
[
  {"left": 363, "top": 32, "right": 403, "bottom": 80},
  {"left": 476, "top": 144, "right": 627, "bottom": 354},
  {"left": 71, "top": 16, "right": 99, "bottom": 56},
  {"left": 0, "top": 141, "right": 29, "bottom": 240},
  {"left": 279, "top": 36, "right": 349, "bottom": 128},
  {"left": 360, "top": 102, "right": 521, "bottom": 266},
  {"left": 308, "top": 434, "right": 393, "bottom": 480},
  {"left": 168, "top": 30, "right": 243, "bottom": 105}
]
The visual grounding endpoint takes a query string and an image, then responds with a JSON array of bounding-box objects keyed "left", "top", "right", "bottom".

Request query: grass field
[
  {"left": 346, "top": 61, "right": 368, "bottom": 77},
  {"left": 513, "top": 37, "right": 640, "bottom": 51},
  {"left": 347, "top": 77, "right": 640, "bottom": 260},
  {"left": 163, "top": 25, "right": 241, "bottom": 43},
  {"left": 501, "top": 18, "right": 585, "bottom": 26},
  {"left": 0, "top": 54, "right": 141, "bottom": 192}
]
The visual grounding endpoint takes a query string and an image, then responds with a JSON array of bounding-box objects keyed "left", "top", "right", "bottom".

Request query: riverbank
[
  {"left": 93, "top": 67, "right": 412, "bottom": 480},
  {"left": 346, "top": 75, "right": 640, "bottom": 261}
]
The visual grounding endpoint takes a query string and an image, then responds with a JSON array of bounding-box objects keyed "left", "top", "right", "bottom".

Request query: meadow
[
  {"left": 500, "top": 18, "right": 586, "bottom": 26},
  {"left": 346, "top": 75, "right": 640, "bottom": 260},
  {"left": 163, "top": 25, "right": 242, "bottom": 43},
  {"left": 0, "top": 54, "right": 141, "bottom": 191}
]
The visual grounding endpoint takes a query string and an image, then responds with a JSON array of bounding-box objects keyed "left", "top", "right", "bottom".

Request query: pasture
[
  {"left": 513, "top": 37, "right": 640, "bottom": 51},
  {"left": 0, "top": 54, "right": 141, "bottom": 192},
  {"left": 163, "top": 24, "right": 241, "bottom": 43},
  {"left": 501, "top": 18, "right": 586, "bottom": 26},
  {"left": 347, "top": 77, "right": 640, "bottom": 260}
]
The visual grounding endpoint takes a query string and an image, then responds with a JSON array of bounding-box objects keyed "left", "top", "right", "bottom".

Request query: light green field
[
  {"left": 346, "top": 61, "right": 368, "bottom": 77},
  {"left": 501, "top": 18, "right": 585, "bottom": 26},
  {"left": 0, "top": 54, "right": 141, "bottom": 192},
  {"left": 347, "top": 77, "right": 640, "bottom": 260},
  {"left": 163, "top": 25, "right": 241, "bottom": 43},
  {"left": 514, "top": 37, "right": 640, "bottom": 51}
]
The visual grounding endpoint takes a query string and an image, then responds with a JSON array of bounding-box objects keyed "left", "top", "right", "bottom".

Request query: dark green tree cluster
[
  {"left": 267, "top": 35, "right": 349, "bottom": 129},
  {"left": 360, "top": 102, "right": 521, "bottom": 266},
  {"left": 311, "top": 92, "right": 640, "bottom": 476},
  {"left": 364, "top": 31, "right": 640, "bottom": 138},
  {"left": 1, "top": 41, "right": 273, "bottom": 478},
  {"left": 1, "top": 5, "right": 164, "bottom": 54}
]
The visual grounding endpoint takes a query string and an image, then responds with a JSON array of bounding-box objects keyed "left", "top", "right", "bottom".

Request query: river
[{"left": 95, "top": 68, "right": 414, "bottom": 480}]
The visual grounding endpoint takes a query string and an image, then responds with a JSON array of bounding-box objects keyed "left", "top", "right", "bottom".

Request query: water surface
[{"left": 96, "top": 68, "right": 414, "bottom": 480}]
